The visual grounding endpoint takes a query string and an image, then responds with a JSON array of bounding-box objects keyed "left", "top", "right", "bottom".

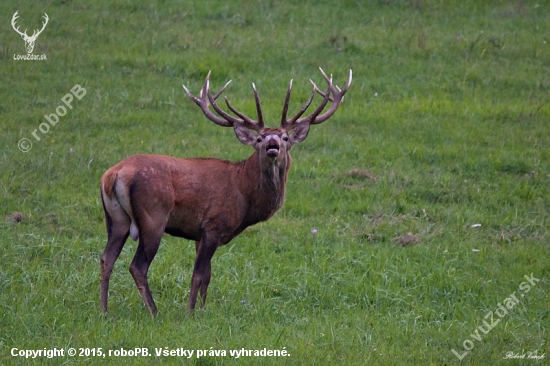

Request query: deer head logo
[{"left": 11, "top": 11, "right": 49, "bottom": 54}]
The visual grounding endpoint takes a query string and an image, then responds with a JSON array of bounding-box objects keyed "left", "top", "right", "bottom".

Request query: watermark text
[
  {"left": 18, "top": 84, "right": 86, "bottom": 152},
  {"left": 451, "top": 273, "right": 540, "bottom": 360}
]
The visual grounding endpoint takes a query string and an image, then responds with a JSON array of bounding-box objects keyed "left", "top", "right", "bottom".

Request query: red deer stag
[{"left": 100, "top": 68, "right": 352, "bottom": 315}]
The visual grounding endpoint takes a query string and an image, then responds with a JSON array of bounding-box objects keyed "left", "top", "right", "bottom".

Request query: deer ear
[
  {"left": 233, "top": 124, "right": 257, "bottom": 146},
  {"left": 289, "top": 123, "right": 310, "bottom": 145}
]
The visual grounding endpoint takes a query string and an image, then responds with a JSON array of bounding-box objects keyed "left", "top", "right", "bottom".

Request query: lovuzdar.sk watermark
[
  {"left": 14, "top": 54, "right": 47, "bottom": 61},
  {"left": 11, "top": 10, "right": 48, "bottom": 60},
  {"left": 451, "top": 273, "right": 541, "bottom": 361}
]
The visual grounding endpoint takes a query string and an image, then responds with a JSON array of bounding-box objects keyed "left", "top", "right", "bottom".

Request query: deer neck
[{"left": 241, "top": 150, "right": 291, "bottom": 220}]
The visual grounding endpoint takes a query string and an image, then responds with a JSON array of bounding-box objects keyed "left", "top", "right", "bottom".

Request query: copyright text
[{"left": 10, "top": 347, "right": 291, "bottom": 359}]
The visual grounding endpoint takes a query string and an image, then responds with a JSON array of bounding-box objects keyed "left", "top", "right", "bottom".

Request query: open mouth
[{"left": 266, "top": 141, "right": 280, "bottom": 157}]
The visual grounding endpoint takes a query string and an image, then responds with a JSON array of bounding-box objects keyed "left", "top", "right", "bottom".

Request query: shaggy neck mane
[{"left": 240, "top": 150, "right": 291, "bottom": 220}]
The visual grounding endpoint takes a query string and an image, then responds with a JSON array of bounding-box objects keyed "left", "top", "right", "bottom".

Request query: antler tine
[
  {"left": 282, "top": 85, "right": 316, "bottom": 129},
  {"left": 182, "top": 71, "right": 210, "bottom": 103},
  {"left": 296, "top": 68, "right": 352, "bottom": 125},
  {"left": 311, "top": 82, "right": 335, "bottom": 103},
  {"left": 222, "top": 96, "right": 263, "bottom": 132},
  {"left": 182, "top": 71, "right": 237, "bottom": 127},
  {"left": 182, "top": 84, "right": 199, "bottom": 103},
  {"left": 296, "top": 79, "right": 332, "bottom": 124},
  {"left": 280, "top": 79, "right": 293, "bottom": 127},
  {"left": 202, "top": 75, "right": 263, "bottom": 132},
  {"left": 206, "top": 81, "right": 247, "bottom": 127},
  {"left": 251, "top": 83, "right": 265, "bottom": 130},
  {"left": 311, "top": 80, "right": 345, "bottom": 103},
  {"left": 202, "top": 70, "right": 212, "bottom": 97},
  {"left": 318, "top": 67, "right": 331, "bottom": 83},
  {"left": 316, "top": 68, "right": 336, "bottom": 97},
  {"left": 224, "top": 98, "right": 251, "bottom": 122},
  {"left": 213, "top": 79, "right": 232, "bottom": 100},
  {"left": 182, "top": 72, "right": 206, "bottom": 103}
]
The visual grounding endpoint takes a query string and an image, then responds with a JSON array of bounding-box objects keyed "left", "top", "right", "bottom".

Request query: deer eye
[
  {"left": 283, "top": 136, "right": 289, "bottom": 141},
  {"left": 256, "top": 137, "right": 262, "bottom": 143}
]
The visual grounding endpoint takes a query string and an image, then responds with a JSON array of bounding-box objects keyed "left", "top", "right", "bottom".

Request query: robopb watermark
[{"left": 18, "top": 84, "right": 86, "bottom": 153}]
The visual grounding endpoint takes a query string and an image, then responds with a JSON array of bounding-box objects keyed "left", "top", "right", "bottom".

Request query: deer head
[
  {"left": 182, "top": 68, "right": 353, "bottom": 169},
  {"left": 12, "top": 11, "right": 49, "bottom": 54}
]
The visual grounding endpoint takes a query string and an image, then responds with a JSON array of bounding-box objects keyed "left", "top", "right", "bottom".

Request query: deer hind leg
[
  {"left": 100, "top": 195, "right": 131, "bottom": 314},
  {"left": 129, "top": 222, "right": 166, "bottom": 316},
  {"left": 188, "top": 239, "right": 218, "bottom": 311}
]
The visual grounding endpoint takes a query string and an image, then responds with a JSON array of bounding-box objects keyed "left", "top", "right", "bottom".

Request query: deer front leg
[{"left": 188, "top": 240, "right": 218, "bottom": 312}]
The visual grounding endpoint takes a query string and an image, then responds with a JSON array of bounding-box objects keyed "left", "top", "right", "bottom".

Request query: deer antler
[
  {"left": 183, "top": 72, "right": 265, "bottom": 132},
  {"left": 281, "top": 68, "right": 352, "bottom": 131},
  {"left": 30, "top": 13, "right": 49, "bottom": 39},
  {"left": 11, "top": 11, "right": 27, "bottom": 37},
  {"left": 11, "top": 11, "right": 49, "bottom": 39}
]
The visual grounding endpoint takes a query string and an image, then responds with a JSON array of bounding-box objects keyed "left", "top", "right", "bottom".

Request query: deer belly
[{"left": 164, "top": 210, "right": 202, "bottom": 241}]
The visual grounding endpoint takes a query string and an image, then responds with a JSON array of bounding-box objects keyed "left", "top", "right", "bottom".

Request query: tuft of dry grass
[
  {"left": 345, "top": 169, "right": 378, "bottom": 182},
  {"left": 397, "top": 232, "right": 419, "bottom": 246}
]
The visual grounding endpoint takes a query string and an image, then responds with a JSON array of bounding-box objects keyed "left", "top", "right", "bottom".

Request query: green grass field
[{"left": 1, "top": 0, "right": 549, "bottom": 364}]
